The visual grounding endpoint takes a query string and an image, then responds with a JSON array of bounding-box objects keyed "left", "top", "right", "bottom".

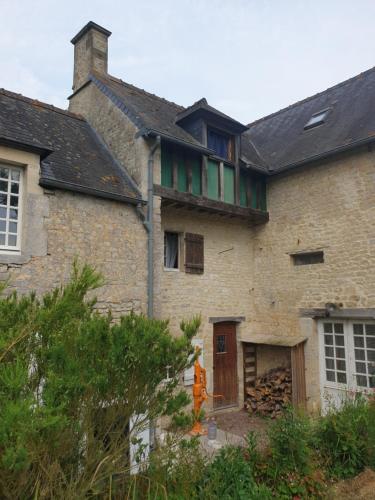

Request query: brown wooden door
[{"left": 213, "top": 322, "right": 238, "bottom": 408}]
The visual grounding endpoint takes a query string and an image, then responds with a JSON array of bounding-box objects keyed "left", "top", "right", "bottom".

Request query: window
[
  {"left": 0, "top": 165, "right": 22, "bottom": 252},
  {"left": 207, "top": 128, "right": 234, "bottom": 161},
  {"left": 352, "top": 323, "right": 375, "bottom": 388},
  {"left": 185, "top": 233, "right": 204, "bottom": 274},
  {"left": 161, "top": 144, "right": 201, "bottom": 195},
  {"left": 322, "top": 322, "right": 347, "bottom": 384},
  {"left": 239, "top": 169, "right": 267, "bottom": 211},
  {"left": 292, "top": 251, "right": 324, "bottom": 266},
  {"left": 164, "top": 232, "right": 179, "bottom": 269},
  {"left": 320, "top": 321, "right": 375, "bottom": 395},
  {"left": 304, "top": 109, "right": 329, "bottom": 130},
  {"left": 216, "top": 335, "right": 227, "bottom": 353}
]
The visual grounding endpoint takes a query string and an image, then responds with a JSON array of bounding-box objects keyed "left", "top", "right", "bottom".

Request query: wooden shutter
[{"left": 185, "top": 233, "right": 204, "bottom": 274}]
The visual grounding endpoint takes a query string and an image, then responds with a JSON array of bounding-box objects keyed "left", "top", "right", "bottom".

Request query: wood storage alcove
[{"left": 242, "top": 335, "right": 307, "bottom": 418}]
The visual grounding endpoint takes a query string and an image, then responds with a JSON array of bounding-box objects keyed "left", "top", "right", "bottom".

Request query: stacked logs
[{"left": 245, "top": 367, "right": 292, "bottom": 418}]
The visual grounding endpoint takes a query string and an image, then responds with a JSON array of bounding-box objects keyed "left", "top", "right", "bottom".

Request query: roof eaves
[
  {"left": 176, "top": 101, "right": 248, "bottom": 132},
  {"left": 89, "top": 74, "right": 146, "bottom": 130},
  {"left": 39, "top": 176, "right": 144, "bottom": 205},
  {"left": 0, "top": 136, "right": 53, "bottom": 160},
  {"left": 240, "top": 157, "right": 270, "bottom": 175},
  {"left": 139, "top": 127, "right": 214, "bottom": 155},
  {"left": 269, "top": 135, "right": 375, "bottom": 175}
]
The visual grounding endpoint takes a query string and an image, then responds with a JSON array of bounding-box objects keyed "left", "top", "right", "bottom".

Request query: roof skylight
[{"left": 304, "top": 109, "right": 329, "bottom": 130}]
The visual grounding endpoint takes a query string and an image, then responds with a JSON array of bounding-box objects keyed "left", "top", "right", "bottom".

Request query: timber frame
[{"left": 154, "top": 184, "right": 269, "bottom": 224}]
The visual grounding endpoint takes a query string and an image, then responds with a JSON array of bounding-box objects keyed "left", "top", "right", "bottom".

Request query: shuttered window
[
  {"left": 207, "top": 160, "right": 219, "bottom": 200},
  {"left": 177, "top": 158, "right": 188, "bottom": 192},
  {"left": 224, "top": 165, "right": 235, "bottom": 204},
  {"left": 185, "top": 233, "right": 204, "bottom": 274},
  {"left": 191, "top": 159, "right": 202, "bottom": 196},
  {"left": 161, "top": 145, "right": 173, "bottom": 188}
]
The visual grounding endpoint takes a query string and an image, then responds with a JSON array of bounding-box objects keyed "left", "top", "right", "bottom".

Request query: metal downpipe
[{"left": 146, "top": 136, "right": 161, "bottom": 318}]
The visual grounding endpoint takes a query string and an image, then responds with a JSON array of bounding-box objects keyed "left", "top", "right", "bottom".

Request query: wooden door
[{"left": 213, "top": 322, "right": 238, "bottom": 408}]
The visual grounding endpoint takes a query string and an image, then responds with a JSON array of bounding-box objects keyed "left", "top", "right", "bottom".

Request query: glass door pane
[
  {"left": 322, "top": 322, "right": 347, "bottom": 385},
  {"left": 352, "top": 323, "right": 375, "bottom": 389}
]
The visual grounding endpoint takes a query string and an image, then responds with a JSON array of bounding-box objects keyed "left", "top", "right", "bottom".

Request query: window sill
[
  {"left": 0, "top": 252, "right": 30, "bottom": 265},
  {"left": 163, "top": 267, "right": 180, "bottom": 272}
]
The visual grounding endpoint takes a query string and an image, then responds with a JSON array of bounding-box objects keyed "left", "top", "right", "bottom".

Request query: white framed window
[
  {"left": 319, "top": 320, "right": 375, "bottom": 411},
  {"left": 0, "top": 164, "right": 22, "bottom": 252}
]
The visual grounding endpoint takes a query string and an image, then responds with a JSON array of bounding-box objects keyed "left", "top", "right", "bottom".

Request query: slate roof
[
  {"left": 176, "top": 97, "right": 248, "bottom": 133},
  {"left": 244, "top": 66, "right": 375, "bottom": 173},
  {"left": 90, "top": 68, "right": 375, "bottom": 175},
  {"left": 91, "top": 73, "right": 207, "bottom": 150},
  {"left": 0, "top": 89, "right": 142, "bottom": 203}
]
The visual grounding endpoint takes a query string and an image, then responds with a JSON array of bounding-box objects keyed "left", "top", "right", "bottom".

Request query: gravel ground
[{"left": 214, "top": 409, "right": 269, "bottom": 450}]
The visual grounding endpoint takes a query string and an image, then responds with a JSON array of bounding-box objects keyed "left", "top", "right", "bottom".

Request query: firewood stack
[{"left": 244, "top": 367, "right": 292, "bottom": 418}]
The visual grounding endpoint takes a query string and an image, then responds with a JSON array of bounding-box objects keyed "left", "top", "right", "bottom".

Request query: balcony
[{"left": 154, "top": 184, "right": 269, "bottom": 224}]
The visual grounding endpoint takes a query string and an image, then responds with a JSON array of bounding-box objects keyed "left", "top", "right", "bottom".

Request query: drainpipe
[{"left": 145, "top": 136, "right": 161, "bottom": 318}]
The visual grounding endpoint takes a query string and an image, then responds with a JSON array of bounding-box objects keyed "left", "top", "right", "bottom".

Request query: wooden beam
[{"left": 154, "top": 184, "right": 269, "bottom": 224}]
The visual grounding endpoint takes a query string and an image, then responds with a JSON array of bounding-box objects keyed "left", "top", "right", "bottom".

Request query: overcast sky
[{"left": 1, "top": 0, "right": 375, "bottom": 123}]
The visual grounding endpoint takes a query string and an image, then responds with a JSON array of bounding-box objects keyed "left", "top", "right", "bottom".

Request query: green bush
[
  {"left": 197, "top": 444, "right": 272, "bottom": 500},
  {"left": 0, "top": 262, "right": 200, "bottom": 499},
  {"left": 267, "top": 406, "right": 312, "bottom": 475},
  {"left": 262, "top": 407, "right": 326, "bottom": 499},
  {"left": 315, "top": 395, "right": 373, "bottom": 478}
]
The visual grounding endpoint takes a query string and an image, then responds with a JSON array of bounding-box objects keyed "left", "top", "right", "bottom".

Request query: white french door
[{"left": 318, "top": 319, "right": 375, "bottom": 412}]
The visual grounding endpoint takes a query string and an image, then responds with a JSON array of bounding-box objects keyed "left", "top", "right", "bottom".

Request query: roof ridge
[
  {"left": 0, "top": 88, "right": 85, "bottom": 121},
  {"left": 105, "top": 74, "right": 185, "bottom": 111},
  {"left": 247, "top": 65, "right": 375, "bottom": 128}
]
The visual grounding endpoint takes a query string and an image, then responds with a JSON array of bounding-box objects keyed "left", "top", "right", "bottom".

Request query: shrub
[
  {"left": 262, "top": 407, "right": 326, "bottom": 499},
  {"left": 315, "top": 395, "right": 372, "bottom": 478},
  {"left": 197, "top": 444, "right": 272, "bottom": 500},
  {"left": 0, "top": 262, "right": 200, "bottom": 499},
  {"left": 267, "top": 406, "right": 312, "bottom": 475}
]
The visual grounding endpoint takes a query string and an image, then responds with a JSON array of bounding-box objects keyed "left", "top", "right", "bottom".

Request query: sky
[{"left": 1, "top": 0, "right": 375, "bottom": 124}]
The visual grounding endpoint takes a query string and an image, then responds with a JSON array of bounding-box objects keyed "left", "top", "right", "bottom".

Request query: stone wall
[
  {"left": 0, "top": 145, "right": 147, "bottom": 317},
  {"left": 253, "top": 147, "right": 375, "bottom": 410},
  {"left": 256, "top": 345, "right": 291, "bottom": 377},
  {"left": 159, "top": 207, "right": 255, "bottom": 409},
  {"left": 69, "top": 78, "right": 375, "bottom": 412},
  {"left": 69, "top": 83, "right": 152, "bottom": 198}
]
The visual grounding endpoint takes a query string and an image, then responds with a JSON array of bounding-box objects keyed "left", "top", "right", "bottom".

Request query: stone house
[{"left": 2, "top": 21, "right": 375, "bottom": 414}]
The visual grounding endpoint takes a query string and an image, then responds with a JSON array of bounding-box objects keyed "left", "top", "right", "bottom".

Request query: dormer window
[
  {"left": 207, "top": 128, "right": 234, "bottom": 162},
  {"left": 304, "top": 109, "right": 329, "bottom": 130}
]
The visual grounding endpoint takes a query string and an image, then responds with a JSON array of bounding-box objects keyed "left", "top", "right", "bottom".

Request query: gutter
[
  {"left": 0, "top": 137, "right": 53, "bottom": 160},
  {"left": 144, "top": 135, "right": 161, "bottom": 318},
  {"left": 268, "top": 136, "right": 375, "bottom": 176},
  {"left": 139, "top": 128, "right": 213, "bottom": 156},
  {"left": 39, "top": 177, "right": 144, "bottom": 206}
]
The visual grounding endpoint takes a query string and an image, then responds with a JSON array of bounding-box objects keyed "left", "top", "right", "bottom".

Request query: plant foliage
[{"left": 0, "top": 262, "right": 200, "bottom": 499}]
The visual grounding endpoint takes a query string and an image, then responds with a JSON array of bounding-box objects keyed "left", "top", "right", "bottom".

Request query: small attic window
[{"left": 304, "top": 109, "right": 329, "bottom": 130}]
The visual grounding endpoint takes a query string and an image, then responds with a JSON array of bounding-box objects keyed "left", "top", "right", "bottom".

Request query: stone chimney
[{"left": 71, "top": 21, "right": 111, "bottom": 92}]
